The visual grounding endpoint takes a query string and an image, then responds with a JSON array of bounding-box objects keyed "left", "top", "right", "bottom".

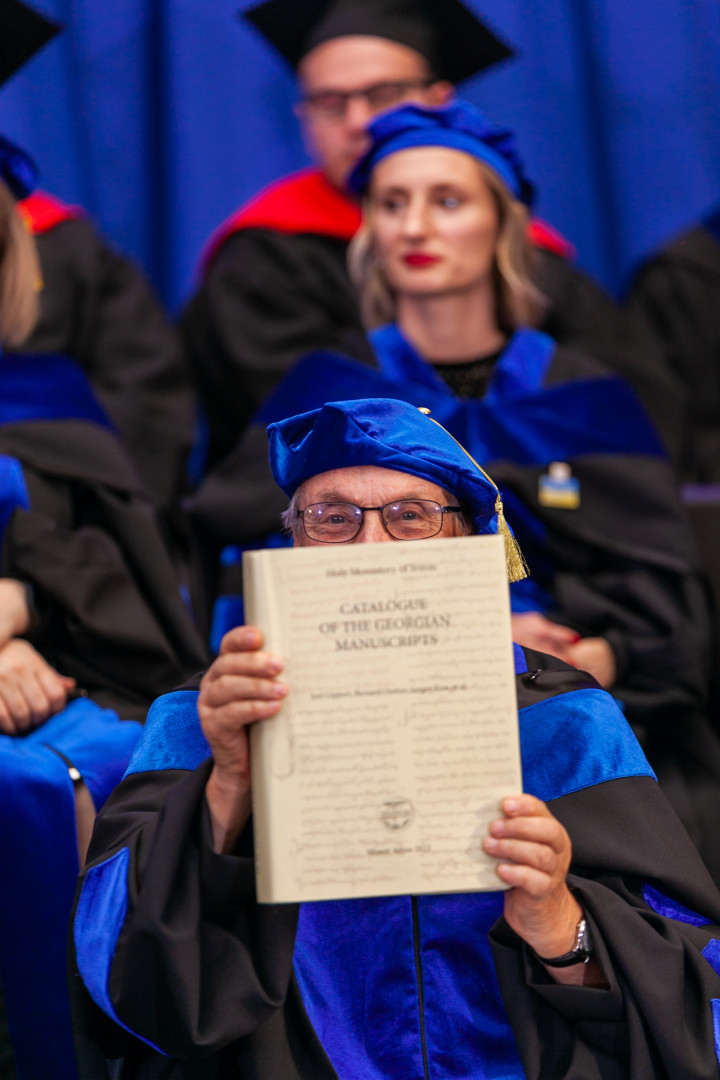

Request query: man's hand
[
  {"left": 484, "top": 795, "right": 605, "bottom": 986},
  {"left": 0, "top": 579, "right": 32, "bottom": 649},
  {"left": 0, "top": 639, "right": 75, "bottom": 734},
  {"left": 199, "top": 625, "right": 287, "bottom": 853}
]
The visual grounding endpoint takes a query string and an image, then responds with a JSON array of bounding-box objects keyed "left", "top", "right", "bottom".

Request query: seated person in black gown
[
  {"left": 181, "top": 0, "right": 646, "bottom": 477},
  {"left": 0, "top": 131, "right": 208, "bottom": 1080},
  {"left": 2, "top": 1, "right": 196, "bottom": 529}
]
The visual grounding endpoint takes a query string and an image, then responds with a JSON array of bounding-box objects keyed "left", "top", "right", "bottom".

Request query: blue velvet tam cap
[
  {"left": 0, "top": 133, "right": 37, "bottom": 199},
  {"left": 268, "top": 397, "right": 502, "bottom": 534},
  {"left": 346, "top": 100, "right": 534, "bottom": 206}
]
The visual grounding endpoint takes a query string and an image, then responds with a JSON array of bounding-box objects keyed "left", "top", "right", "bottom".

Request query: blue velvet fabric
[
  {"left": 370, "top": 324, "right": 555, "bottom": 401},
  {"left": 74, "top": 848, "right": 167, "bottom": 1056},
  {"left": 294, "top": 892, "right": 522, "bottom": 1079},
  {"left": 267, "top": 397, "right": 504, "bottom": 536},
  {"left": 519, "top": 688, "right": 654, "bottom": 802},
  {"left": 508, "top": 575, "right": 553, "bottom": 614},
  {"left": 643, "top": 884, "right": 714, "bottom": 928},
  {"left": 712, "top": 1000, "right": 720, "bottom": 1068},
  {"left": 703, "top": 940, "right": 720, "bottom": 977},
  {"left": 293, "top": 684, "right": 653, "bottom": 1078},
  {"left": 0, "top": 700, "right": 141, "bottom": 1080},
  {"left": 123, "top": 690, "right": 210, "bottom": 777},
  {"left": 257, "top": 331, "right": 666, "bottom": 473},
  {"left": 0, "top": 351, "right": 114, "bottom": 429},
  {"left": 346, "top": 101, "right": 533, "bottom": 205},
  {"left": 0, "top": 452, "right": 29, "bottom": 546}
]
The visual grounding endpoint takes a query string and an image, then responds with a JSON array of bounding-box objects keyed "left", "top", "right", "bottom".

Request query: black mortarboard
[
  {"left": 241, "top": 0, "right": 513, "bottom": 84},
  {"left": 0, "top": 0, "right": 62, "bottom": 89}
]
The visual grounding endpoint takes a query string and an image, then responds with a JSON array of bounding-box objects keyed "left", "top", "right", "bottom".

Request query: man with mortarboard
[
  {"left": 181, "top": 0, "right": 664, "bottom": 478},
  {"left": 0, "top": 0, "right": 196, "bottom": 529},
  {"left": 71, "top": 398, "right": 720, "bottom": 1079}
]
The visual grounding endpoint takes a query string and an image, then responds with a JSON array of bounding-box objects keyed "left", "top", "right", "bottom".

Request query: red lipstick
[{"left": 403, "top": 253, "right": 442, "bottom": 266}]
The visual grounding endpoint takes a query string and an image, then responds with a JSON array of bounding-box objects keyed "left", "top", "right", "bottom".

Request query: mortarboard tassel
[{"left": 418, "top": 407, "right": 528, "bottom": 583}]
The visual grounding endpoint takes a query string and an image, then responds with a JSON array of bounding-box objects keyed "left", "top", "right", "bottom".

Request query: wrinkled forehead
[{"left": 298, "top": 464, "right": 453, "bottom": 505}]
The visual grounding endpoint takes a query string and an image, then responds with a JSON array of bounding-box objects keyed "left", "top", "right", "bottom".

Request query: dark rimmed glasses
[
  {"left": 297, "top": 499, "right": 464, "bottom": 543},
  {"left": 300, "top": 79, "right": 435, "bottom": 121}
]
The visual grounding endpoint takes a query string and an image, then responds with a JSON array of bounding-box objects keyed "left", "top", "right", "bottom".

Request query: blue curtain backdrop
[{"left": 1, "top": 0, "right": 718, "bottom": 313}]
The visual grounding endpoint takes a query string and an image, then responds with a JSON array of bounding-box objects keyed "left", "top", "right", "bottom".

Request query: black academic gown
[
  {"left": 627, "top": 215, "right": 720, "bottom": 484},
  {"left": 0, "top": 352, "right": 208, "bottom": 719},
  {"left": 16, "top": 193, "right": 196, "bottom": 515},
  {"left": 0, "top": 352, "right": 208, "bottom": 1080},
  {"left": 71, "top": 652, "right": 720, "bottom": 1080}
]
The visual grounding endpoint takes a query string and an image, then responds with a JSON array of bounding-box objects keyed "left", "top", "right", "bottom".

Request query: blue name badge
[{"left": 538, "top": 462, "right": 580, "bottom": 509}]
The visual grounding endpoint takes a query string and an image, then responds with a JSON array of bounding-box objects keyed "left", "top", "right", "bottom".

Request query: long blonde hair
[
  {"left": 0, "top": 179, "right": 41, "bottom": 348},
  {"left": 348, "top": 159, "right": 545, "bottom": 333}
]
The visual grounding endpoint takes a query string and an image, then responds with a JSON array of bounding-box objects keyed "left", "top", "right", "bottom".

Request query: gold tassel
[
  {"left": 418, "top": 407, "right": 529, "bottom": 583},
  {"left": 494, "top": 494, "right": 529, "bottom": 583}
]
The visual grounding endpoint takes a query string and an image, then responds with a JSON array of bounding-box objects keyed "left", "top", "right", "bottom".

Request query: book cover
[{"left": 243, "top": 534, "right": 522, "bottom": 903}]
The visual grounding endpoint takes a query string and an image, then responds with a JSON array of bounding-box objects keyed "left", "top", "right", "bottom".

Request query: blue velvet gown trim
[
  {"left": 369, "top": 324, "right": 555, "bottom": 400},
  {"left": 75, "top": 848, "right": 168, "bottom": 1056},
  {"left": 255, "top": 335, "right": 666, "bottom": 467},
  {"left": 0, "top": 351, "right": 114, "bottom": 428},
  {"left": 643, "top": 883, "right": 714, "bottom": 927},
  {"left": 0, "top": 452, "right": 29, "bottom": 544},
  {"left": 0, "top": 701, "right": 142, "bottom": 1080},
  {"left": 123, "top": 690, "right": 211, "bottom": 776}
]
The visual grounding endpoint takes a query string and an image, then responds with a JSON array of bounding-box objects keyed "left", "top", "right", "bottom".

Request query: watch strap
[{"left": 536, "top": 916, "right": 593, "bottom": 967}]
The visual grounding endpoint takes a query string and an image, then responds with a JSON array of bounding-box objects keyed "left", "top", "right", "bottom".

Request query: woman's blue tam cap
[
  {"left": 0, "top": 133, "right": 37, "bottom": 199},
  {"left": 267, "top": 396, "right": 503, "bottom": 535},
  {"left": 346, "top": 99, "right": 534, "bottom": 206}
]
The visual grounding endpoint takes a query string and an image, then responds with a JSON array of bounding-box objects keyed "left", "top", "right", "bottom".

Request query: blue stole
[
  {"left": 0, "top": 701, "right": 141, "bottom": 1080},
  {"left": 0, "top": 351, "right": 113, "bottom": 429},
  {"left": 255, "top": 329, "right": 666, "bottom": 466}
]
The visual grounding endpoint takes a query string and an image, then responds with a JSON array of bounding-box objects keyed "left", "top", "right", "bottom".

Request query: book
[{"left": 243, "top": 533, "right": 522, "bottom": 904}]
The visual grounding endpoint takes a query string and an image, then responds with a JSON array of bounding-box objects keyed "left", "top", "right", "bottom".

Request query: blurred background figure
[
  {"left": 0, "top": 6, "right": 208, "bottom": 1078},
  {"left": 627, "top": 207, "right": 720, "bottom": 486},
  {"left": 1, "top": 0, "right": 197, "bottom": 564},
  {"left": 183, "top": 0, "right": 633, "bottom": 477}
]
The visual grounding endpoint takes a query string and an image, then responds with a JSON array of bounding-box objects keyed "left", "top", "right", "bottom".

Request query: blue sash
[{"left": 0, "top": 700, "right": 141, "bottom": 1080}]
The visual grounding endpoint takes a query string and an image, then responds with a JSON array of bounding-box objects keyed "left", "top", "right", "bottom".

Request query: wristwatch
[{"left": 536, "top": 915, "right": 593, "bottom": 967}]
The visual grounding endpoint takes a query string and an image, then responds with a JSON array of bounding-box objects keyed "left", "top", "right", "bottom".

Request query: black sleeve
[
  {"left": 180, "top": 230, "right": 375, "bottom": 465},
  {"left": 491, "top": 774, "right": 720, "bottom": 1080},
  {"left": 76, "top": 762, "right": 307, "bottom": 1064},
  {"left": 24, "top": 219, "right": 195, "bottom": 511}
]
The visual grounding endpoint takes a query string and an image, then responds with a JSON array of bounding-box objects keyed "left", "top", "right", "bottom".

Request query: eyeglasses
[
  {"left": 298, "top": 500, "right": 464, "bottom": 543},
  {"left": 300, "top": 79, "right": 434, "bottom": 121}
]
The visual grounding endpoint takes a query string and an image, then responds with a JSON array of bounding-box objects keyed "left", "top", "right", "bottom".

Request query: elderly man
[{"left": 73, "top": 399, "right": 720, "bottom": 1080}]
